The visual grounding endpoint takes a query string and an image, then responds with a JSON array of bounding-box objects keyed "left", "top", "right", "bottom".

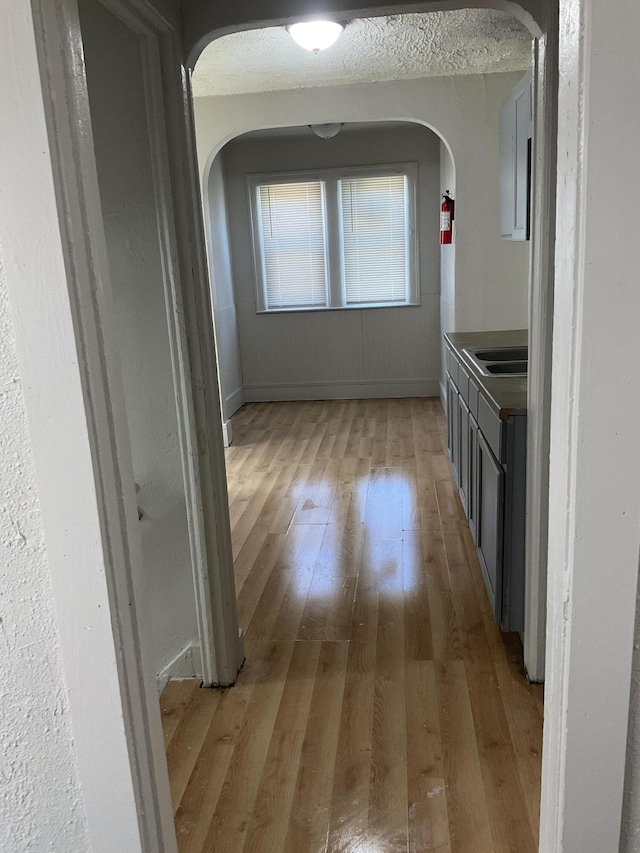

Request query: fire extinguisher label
[{"left": 440, "top": 212, "right": 451, "bottom": 231}]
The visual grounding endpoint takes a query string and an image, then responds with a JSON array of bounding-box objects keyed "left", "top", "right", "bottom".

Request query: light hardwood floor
[{"left": 161, "top": 398, "right": 543, "bottom": 853}]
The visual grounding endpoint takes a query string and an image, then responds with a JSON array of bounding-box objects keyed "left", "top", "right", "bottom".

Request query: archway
[{"left": 189, "top": 2, "right": 552, "bottom": 686}]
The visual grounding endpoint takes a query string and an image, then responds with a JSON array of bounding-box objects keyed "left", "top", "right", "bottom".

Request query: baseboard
[
  {"left": 221, "top": 419, "right": 232, "bottom": 447},
  {"left": 156, "top": 642, "right": 202, "bottom": 695},
  {"left": 225, "top": 387, "right": 244, "bottom": 417},
  {"left": 243, "top": 378, "right": 440, "bottom": 402}
]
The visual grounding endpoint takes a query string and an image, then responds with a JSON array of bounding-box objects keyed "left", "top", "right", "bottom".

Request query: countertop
[{"left": 444, "top": 329, "right": 528, "bottom": 419}]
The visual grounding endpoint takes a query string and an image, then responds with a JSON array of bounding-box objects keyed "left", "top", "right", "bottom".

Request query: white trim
[
  {"left": 221, "top": 419, "right": 233, "bottom": 446},
  {"left": 523, "top": 27, "right": 557, "bottom": 683},
  {"left": 157, "top": 643, "right": 202, "bottom": 693},
  {"left": 225, "top": 386, "right": 245, "bottom": 417},
  {"left": 178, "top": 71, "right": 245, "bottom": 688},
  {"left": 134, "top": 4, "right": 216, "bottom": 691},
  {"left": 133, "top": 9, "right": 244, "bottom": 689},
  {"left": 243, "top": 378, "right": 439, "bottom": 401},
  {"left": 541, "top": 0, "right": 640, "bottom": 848}
]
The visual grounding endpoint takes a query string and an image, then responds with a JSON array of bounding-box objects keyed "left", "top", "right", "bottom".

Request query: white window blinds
[
  {"left": 339, "top": 174, "right": 409, "bottom": 305},
  {"left": 256, "top": 181, "right": 328, "bottom": 310}
]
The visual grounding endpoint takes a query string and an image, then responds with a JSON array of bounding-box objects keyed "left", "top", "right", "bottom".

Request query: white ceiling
[{"left": 193, "top": 9, "right": 532, "bottom": 99}]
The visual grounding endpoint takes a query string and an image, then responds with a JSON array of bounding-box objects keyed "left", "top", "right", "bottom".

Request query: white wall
[
  {"left": 206, "top": 153, "right": 244, "bottom": 420},
  {"left": 0, "top": 263, "right": 90, "bottom": 852},
  {"left": 0, "top": 0, "right": 160, "bottom": 846},
  {"left": 80, "top": 0, "right": 199, "bottom": 678},
  {"left": 540, "top": 0, "right": 640, "bottom": 849},
  {"left": 220, "top": 124, "right": 441, "bottom": 400},
  {"left": 439, "top": 138, "right": 456, "bottom": 403},
  {"left": 195, "top": 72, "right": 530, "bottom": 346}
]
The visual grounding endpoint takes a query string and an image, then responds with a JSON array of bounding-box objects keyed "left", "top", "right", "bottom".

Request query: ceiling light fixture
[
  {"left": 288, "top": 20, "right": 344, "bottom": 53},
  {"left": 309, "top": 122, "right": 344, "bottom": 140}
]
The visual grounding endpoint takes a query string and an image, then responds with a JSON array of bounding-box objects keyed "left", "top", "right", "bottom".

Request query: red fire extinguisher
[{"left": 440, "top": 191, "right": 455, "bottom": 245}]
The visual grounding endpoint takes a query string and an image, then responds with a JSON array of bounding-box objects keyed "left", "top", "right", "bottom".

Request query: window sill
[{"left": 256, "top": 301, "right": 421, "bottom": 315}]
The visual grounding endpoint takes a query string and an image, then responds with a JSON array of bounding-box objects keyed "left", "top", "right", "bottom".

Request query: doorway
[
  {"left": 159, "top": 13, "right": 543, "bottom": 849},
  {"left": 192, "top": 9, "right": 545, "bottom": 683}
]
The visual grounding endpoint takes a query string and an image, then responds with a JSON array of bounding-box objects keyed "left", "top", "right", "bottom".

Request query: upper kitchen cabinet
[{"left": 500, "top": 68, "right": 533, "bottom": 241}]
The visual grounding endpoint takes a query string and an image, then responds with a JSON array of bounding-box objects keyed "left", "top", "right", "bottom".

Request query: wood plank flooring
[{"left": 162, "top": 398, "right": 544, "bottom": 853}]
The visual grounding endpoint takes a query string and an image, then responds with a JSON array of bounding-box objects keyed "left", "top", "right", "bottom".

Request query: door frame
[
  {"left": 89, "top": 0, "right": 233, "bottom": 690},
  {"left": 42, "top": 0, "right": 243, "bottom": 693},
  {"left": 106, "top": 0, "right": 244, "bottom": 690},
  {"left": 187, "top": 3, "right": 553, "bottom": 680},
  {"left": 524, "top": 8, "right": 558, "bottom": 682}
]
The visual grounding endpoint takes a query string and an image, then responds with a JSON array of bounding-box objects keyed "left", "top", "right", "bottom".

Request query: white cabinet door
[
  {"left": 513, "top": 70, "right": 533, "bottom": 240},
  {"left": 500, "top": 68, "right": 533, "bottom": 241},
  {"left": 499, "top": 93, "right": 515, "bottom": 238}
]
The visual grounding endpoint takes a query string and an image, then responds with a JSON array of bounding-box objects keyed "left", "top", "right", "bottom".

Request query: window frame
[{"left": 247, "top": 163, "right": 419, "bottom": 314}]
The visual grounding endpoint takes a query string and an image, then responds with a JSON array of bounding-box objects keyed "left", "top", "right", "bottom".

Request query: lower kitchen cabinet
[
  {"left": 445, "top": 348, "right": 526, "bottom": 634},
  {"left": 468, "top": 414, "right": 479, "bottom": 543},
  {"left": 447, "top": 375, "right": 460, "bottom": 485},
  {"left": 477, "top": 431, "right": 505, "bottom": 622},
  {"left": 458, "top": 396, "right": 470, "bottom": 517}
]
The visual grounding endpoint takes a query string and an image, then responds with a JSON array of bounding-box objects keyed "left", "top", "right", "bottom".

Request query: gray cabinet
[
  {"left": 500, "top": 68, "right": 533, "bottom": 241},
  {"left": 468, "top": 414, "right": 479, "bottom": 544},
  {"left": 458, "top": 396, "right": 470, "bottom": 517},
  {"left": 477, "top": 431, "right": 505, "bottom": 623},
  {"left": 447, "top": 374, "right": 460, "bottom": 485},
  {"left": 445, "top": 343, "right": 526, "bottom": 634}
]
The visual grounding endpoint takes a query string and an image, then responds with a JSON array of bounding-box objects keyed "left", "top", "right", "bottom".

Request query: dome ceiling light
[
  {"left": 288, "top": 20, "right": 344, "bottom": 53},
  {"left": 309, "top": 123, "right": 344, "bottom": 139}
]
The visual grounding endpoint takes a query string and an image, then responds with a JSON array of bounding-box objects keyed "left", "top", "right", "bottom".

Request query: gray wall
[
  {"left": 207, "top": 154, "right": 243, "bottom": 420},
  {"left": 196, "top": 74, "right": 530, "bottom": 341},
  {"left": 81, "top": 0, "right": 199, "bottom": 677},
  {"left": 220, "top": 123, "right": 442, "bottom": 401}
]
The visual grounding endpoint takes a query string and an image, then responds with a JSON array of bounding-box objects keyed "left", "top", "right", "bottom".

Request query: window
[
  {"left": 256, "top": 181, "right": 328, "bottom": 310},
  {"left": 249, "top": 164, "right": 418, "bottom": 313}
]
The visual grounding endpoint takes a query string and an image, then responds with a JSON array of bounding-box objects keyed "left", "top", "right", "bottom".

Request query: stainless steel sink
[
  {"left": 484, "top": 361, "right": 528, "bottom": 375},
  {"left": 462, "top": 345, "right": 528, "bottom": 378},
  {"left": 471, "top": 346, "right": 528, "bottom": 362}
]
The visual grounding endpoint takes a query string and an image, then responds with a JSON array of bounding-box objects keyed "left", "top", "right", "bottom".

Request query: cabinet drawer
[{"left": 478, "top": 393, "right": 505, "bottom": 463}]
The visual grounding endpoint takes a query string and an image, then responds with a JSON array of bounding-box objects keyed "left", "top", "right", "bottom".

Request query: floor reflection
[{"left": 290, "top": 466, "right": 419, "bottom": 600}]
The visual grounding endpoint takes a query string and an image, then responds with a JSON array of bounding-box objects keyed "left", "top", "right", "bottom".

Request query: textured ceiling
[
  {"left": 239, "top": 121, "right": 421, "bottom": 140},
  {"left": 193, "top": 9, "right": 532, "bottom": 98}
]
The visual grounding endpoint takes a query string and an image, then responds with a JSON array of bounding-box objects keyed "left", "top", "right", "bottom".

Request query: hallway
[{"left": 161, "top": 397, "right": 543, "bottom": 852}]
